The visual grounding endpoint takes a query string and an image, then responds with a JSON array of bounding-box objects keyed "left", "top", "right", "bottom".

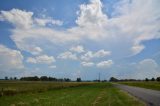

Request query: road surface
[{"left": 114, "top": 84, "right": 160, "bottom": 106}]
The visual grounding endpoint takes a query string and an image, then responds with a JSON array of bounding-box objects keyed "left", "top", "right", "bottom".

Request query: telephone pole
[{"left": 98, "top": 72, "right": 100, "bottom": 82}]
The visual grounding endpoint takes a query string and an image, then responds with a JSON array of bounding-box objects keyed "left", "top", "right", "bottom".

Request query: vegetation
[
  {"left": 76, "top": 77, "right": 81, "bottom": 82},
  {"left": 0, "top": 81, "right": 93, "bottom": 96},
  {"left": 109, "top": 77, "right": 118, "bottom": 82},
  {"left": 118, "top": 81, "right": 160, "bottom": 91},
  {"left": 0, "top": 82, "right": 144, "bottom": 106},
  {"left": 109, "top": 77, "right": 160, "bottom": 82},
  {"left": 20, "top": 76, "right": 71, "bottom": 82}
]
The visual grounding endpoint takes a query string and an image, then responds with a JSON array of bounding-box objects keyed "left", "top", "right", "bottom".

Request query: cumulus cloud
[
  {"left": 81, "top": 50, "right": 111, "bottom": 61},
  {"left": 76, "top": 0, "right": 108, "bottom": 27},
  {"left": 0, "top": 0, "right": 159, "bottom": 60},
  {"left": 0, "top": 8, "right": 63, "bottom": 28},
  {"left": 26, "top": 55, "right": 55, "bottom": 64},
  {"left": 74, "top": 0, "right": 160, "bottom": 55},
  {"left": 28, "top": 46, "right": 43, "bottom": 55},
  {"left": 57, "top": 51, "right": 78, "bottom": 60},
  {"left": 0, "top": 45, "right": 24, "bottom": 70},
  {"left": 135, "top": 59, "right": 160, "bottom": 78},
  {"left": 116, "top": 59, "right": 160, "bottom": 79},
  {"left": 0, "top": 9, "right": 66, "bottom": 55},
  {"left": 81, "top": 51, "right": 93, "bottom": 61},
  {"left": 49, "top": 65, "right": 56, "bottom": 69},
  {"left": 0, "top": 8, "right": 33, "bottom": 29},
  {"left": 131, "top": 45, "right": 145, "bottom": 55},
  {"left": 112, "top": 0, "right": 160, "bottom": 55},
  {"left": 96, "top": 60, "right": 113, "bottom": 68},
  {"left": 94, "top": 50, "right": 111, "bottom": 57},
  {"left": 70, "top": 45, "right": 85, "bottom": 53},
  {"left": 26, "top": 57, "right": 37, "bottom": 64},
  {"left": 34, "top": 17, "right": 63, "bottom": 26},
  {"left": 81, "top": 61, "right": 94, "bottom": 67}
]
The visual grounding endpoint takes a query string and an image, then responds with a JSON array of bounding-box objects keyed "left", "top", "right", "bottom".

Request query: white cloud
[
  {"left": 0, "top": 9, "right": 67, "bottom": 55},
  {"left": 116, "top": 59, "right": 160, "bottom": 79},
  {"left": 0, "top": 0, "right": 159, "bottom": 58},
  {"left": 70, "top": 45, "right": 85, "bottom": 53},
  {"left": 75, "top": 0, "right": 160, "bottom": 55},
  {"left": 81, "top": 61, "right": 94, "bottom": 67},
  {"left": 26, "top": 55, "right": 55, "bottom": 64},
  {"left": 26, "top": 57, "right": 37, "bottom": 64},
  {"left": 139, "top": 59, "right": 158, "bottom": 69},
  {"left": 28, "top": 46, "right": 43, "bottom": 55},
  {"left": 57, "top": 51, "right": 78, "bottom": 60},
  {"left": 81, "top": 50, "right": 111, "bottom": 61},
  {"left": 81, "top": 51, "right": 93, "bottom": 61},
  {"left": 111, "top": 0, "right": 160, "bottom": 54},
  {"left": 96, "top": 60, "right": 113, "bottom": 68},
  {"left": 76, "top": 0, "right": 108, "bottom": 27},
  {"left": 135, "top": 59, "right": 160, "bottom": 79},
  {"left": 49, "top": 65, "right": 56, "bottom": 69},
  {"left": 0, "top": 8, "right": 63, "bottom": 29},
  {"left": 94, "top": 50, "right": 111, "bottom": 57},
  {"left": 0, "top": 8, "right": 33, "bottom": 29},
  {"left": 0, "top": 45, "right": 24, "bottom": 70},
  {"left": 131, "top": 44, "right": 145, "bottom": 55},
  {"left": 34, "top": 17, "right": 63, "bottom": 26}
]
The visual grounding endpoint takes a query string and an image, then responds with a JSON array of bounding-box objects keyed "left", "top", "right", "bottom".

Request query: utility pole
[{"left": 98, "top": 73, "right": 100, "bottom": 82}]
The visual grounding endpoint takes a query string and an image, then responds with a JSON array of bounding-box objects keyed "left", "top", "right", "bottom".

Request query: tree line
[
  {"left": 3, "top": 76, "right": 82, "bottom": 82},
  {"left": 109, "top": 77, "right": 160, "bottom": 82}
]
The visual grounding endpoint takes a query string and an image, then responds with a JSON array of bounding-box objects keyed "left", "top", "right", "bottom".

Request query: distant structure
[{"left": 98, "top": 73, "right": 101, "bottom": 82}]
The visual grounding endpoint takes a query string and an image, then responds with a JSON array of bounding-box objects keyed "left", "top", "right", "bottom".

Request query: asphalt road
[{"left": 114, "top": 84, "right": 160, "bottom": 106}]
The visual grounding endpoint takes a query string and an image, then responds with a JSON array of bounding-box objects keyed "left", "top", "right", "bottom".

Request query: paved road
[{"left": 114, "top": 84, "right": 160, "bottom": 106}]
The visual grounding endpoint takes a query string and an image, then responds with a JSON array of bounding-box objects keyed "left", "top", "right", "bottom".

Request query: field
[
  {"left": 118, "top": 81, "right": 160, "bottom": 91},
  {"left": 0, "top": 81, "right": 145, "bottom": 106},
  {"left": 0, "top": 81, "right": 94, "bottom": 96}
]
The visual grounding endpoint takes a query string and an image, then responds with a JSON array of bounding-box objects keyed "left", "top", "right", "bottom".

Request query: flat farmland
[
  {"left": 0, "top": 81, "right": 145, "bottom": 106},
  {"left": 118, "top": 81, "right": 160, "bottom": 91}
]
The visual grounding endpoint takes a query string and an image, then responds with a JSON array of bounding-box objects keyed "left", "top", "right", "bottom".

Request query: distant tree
[
  {"left": 109, "top": 77, "right": 118, "bottom": 82},
  {"left": 5, "top": 76, "right": 8, "bottom": 80},
  {"left": 145, "top": 78, "right": 149, "bottom": 81},
  {"left": 20, "top": 76, "right": 39, "bottom": 81},
  {"left": 14, "top": 77, "right": 17, "bottom": 80},
  {"left": 77, "top": 78, "right": 81, "bottom": 82},
  {"left": 33, "top": 76, "right": 39, "bottom": 81},
  {"left": 58, "top": 78, "right": 63, "bottom": 82},
  {"left": 151, "top": 77, "right": 155, "bottom": 81},
  {"left": 64, "top": 78, "right": 71, "bottom": 82},
  {"left": 10, "top": 77, "right": 13, "bottom": 80},
  {"left": 156, "top": 77, "right": 160, "bottom": 81},
  {"left": 40, "top": 76, "right": 48, "bottom": 81}
]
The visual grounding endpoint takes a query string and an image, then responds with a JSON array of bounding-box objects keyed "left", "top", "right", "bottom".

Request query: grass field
[
  {"left": 118, "top": 81, "right": 160, "bottom": 91},
  {"left": 0, "top": 81, "right": 94, "bottom": 96},
  {"left": 0, "top": 81, "right": 145, "bottom": 106}
]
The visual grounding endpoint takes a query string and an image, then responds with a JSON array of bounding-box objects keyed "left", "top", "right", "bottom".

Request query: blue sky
[{"left": 0, "top": 0, "right": 160, "bottom": 80}]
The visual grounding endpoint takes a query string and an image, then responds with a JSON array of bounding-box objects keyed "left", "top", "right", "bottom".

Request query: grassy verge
[
  {"left": 118, "top": 81, "right": 160, "bottom": 91},
  {"left": 0, "top": 82, "right": 145, "bottom": 106},
  {"left": 0, "top": 81, "right": 94, "bottom": 96}
]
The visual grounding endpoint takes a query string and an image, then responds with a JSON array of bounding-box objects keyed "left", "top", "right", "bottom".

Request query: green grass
[
  {"left": 0, "top": 82, "right": 145, "bottom": 106},
  {"left": 0, "top": 81, "right": 94, "bottom": 96},
  {"left": 118, "top": 81, "right": 160, "bottom": 91}
]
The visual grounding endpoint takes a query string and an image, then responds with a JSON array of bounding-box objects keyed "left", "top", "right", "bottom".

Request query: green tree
[
  {"left": 145, "top": 78, "right": 149, "bottom": 81},
  {"left": 156, "top": 77, "right": 160, "bottom": 81},
  {"left": 109, "top": 77, "right": 118, "bottom": 82},
  {"left": 77, "top": 78, "right": 81, "bottom": 82},
  {"left": 151, "top": 77, "right": 155, "bottom": 81},
  {"left": 5, "top": 76, "right": 8, "bottom": 80}
]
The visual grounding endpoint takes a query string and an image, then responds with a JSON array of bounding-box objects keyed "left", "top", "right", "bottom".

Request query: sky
[{"left": 0, "top": 0, "right": 160, "bottom": 80}]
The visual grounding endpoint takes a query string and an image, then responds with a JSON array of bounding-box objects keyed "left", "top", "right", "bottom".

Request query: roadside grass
[
  {"left": 0, "top": 81, "right": 94, "bottom": 96},
  {"left": 0, "top": 82, "right": 145, "bottom": 106},
  {"left": 118, "top": 81, "right": 160, "bottom": 91}
]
